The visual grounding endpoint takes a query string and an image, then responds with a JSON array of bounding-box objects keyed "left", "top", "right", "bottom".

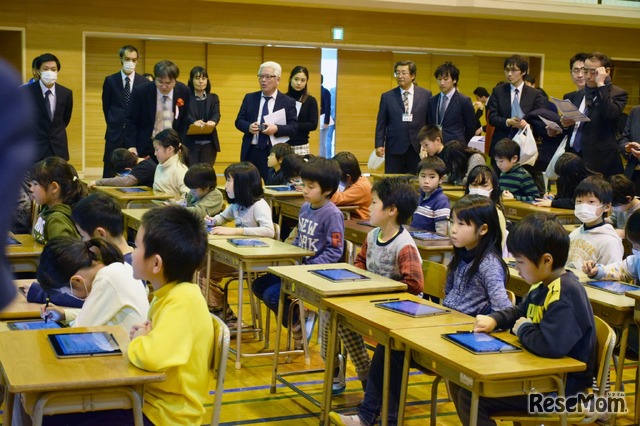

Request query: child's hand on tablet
[
  {"left": 130, "top": 320, "right": 152, "bottom": 340},
  {"left": 210, "top": 226, "right": 237, "bottom": 236},
  {"left": 473, "top": 315, "right": 497, "bottom": 333},
  {"left": 41, "top": 305, "right": 64, "bottom": 322}
]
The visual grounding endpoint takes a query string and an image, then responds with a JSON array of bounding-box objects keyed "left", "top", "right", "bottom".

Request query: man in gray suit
[{"left": 374, "top": 60, "right": 431, "bottom": 174}]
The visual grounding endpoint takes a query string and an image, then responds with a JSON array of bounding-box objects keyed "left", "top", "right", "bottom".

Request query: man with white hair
[{"left": 235, "top": 61, "right": 298, "bottom": 180}]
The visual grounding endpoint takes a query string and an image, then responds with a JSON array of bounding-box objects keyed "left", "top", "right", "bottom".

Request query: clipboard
[{"left": 187, "top": 123, "right": 215, "bottom": 136}]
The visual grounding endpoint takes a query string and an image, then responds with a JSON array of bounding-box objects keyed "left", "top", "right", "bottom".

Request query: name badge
[{"left": 402, "top": 113, "right": 413, "bottom": 122}]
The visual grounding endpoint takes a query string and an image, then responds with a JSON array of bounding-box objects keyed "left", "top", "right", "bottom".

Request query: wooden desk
[
  {"left": 343, "top": 220, "right": 454, "bottom": 263},
  {"left": 92, "top": 186, "right": 173, "bottom": 209},
  {"left": 122, "top": 208, "right": 151, "bottom": 238},
  {"left": 206, "top": 237, "right": 314, "bottom": 369},
  {"left": 7, "top": 233, "right": 43, "bottom": 273},
  {"left": 320, "top": 294, "right": 474, "bottom": 425},
  {"left": 0, "top": 325, "right": 165, "bottom": 426},
  {"left": 263, "top": 186, "right": 304, "bottom": 207},
  {"left": 369, "top": 173, "right": 415, "bottom": 184},
  {"left": 623, "top": 290, "right": 640, "bottom": 423},
  {"left": 392, "top": 325, "right": 586, "bottom": 426},
  {"left": 277, "top": 198, "right": 359, "bottom": 226},
  {"left": 0, "top": 280, "right": 42, "bottom": 320}
]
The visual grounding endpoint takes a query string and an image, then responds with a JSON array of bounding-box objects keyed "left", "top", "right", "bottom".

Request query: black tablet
[
  {"left": 357, "top": 220, "right": 374, "bottom": 227},
  {"left": 7, "top": 235, "right": 20, "bottom": 246},
  {"left": 265, "top": 185, "right": 295, "bottom": 192},
  {"left": 7, "top": 320, "right": 65, "bottom": 331},
  {"left": 375, "top": 300, "right": 449, "bottom": 318},
  {"left": 410, "top": 231, "right": 448, "bottom": 241},
  {"left": 228, "top": 238, "right": 269, "bottom": 247},
  {"left": 310, "top": 268, "right": 370, "bottom": 282},
  {"left": 586, "top": 281, "right": 640, "bottom": 295},
  {"left": 442, "top": 332, "right": 521, "bottom": 354},
  {"left": 48, "top": 332, "right": 122, "bottom": 358},
  {"left": 116, "top": 187, "right": 147, "bottom": 193}
]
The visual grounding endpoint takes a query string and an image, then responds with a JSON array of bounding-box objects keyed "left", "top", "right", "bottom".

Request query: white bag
[
  {"left": 512, "top": 124, "right": 538, "bottom": 167},
  {"left": 368, "top": 149, "right": 385, "bottom": 172},
  {"left": 544, "top": 135, "right": 568, "bottom": 180}
]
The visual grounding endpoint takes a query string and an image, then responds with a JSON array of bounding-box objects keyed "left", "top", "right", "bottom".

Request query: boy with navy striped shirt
[{"left": 410, "top": 156, "right": 450, "bottom": 236}]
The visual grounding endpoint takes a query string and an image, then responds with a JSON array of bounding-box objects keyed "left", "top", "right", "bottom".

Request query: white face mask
[
  {"left": 469, "top": 188, "right": 492, "bottom": 198},
  {"left": 122, "top": 61, "right": 136, "bottom": 74},
  {"left": 574, "top": 204, "right": 602, "bottom": 223},
  {"left": 338, "top": 182, "right": 346, "bottom": 193},
  {"left": 40, "top": 70, "right": 57, "bottom": 86}
]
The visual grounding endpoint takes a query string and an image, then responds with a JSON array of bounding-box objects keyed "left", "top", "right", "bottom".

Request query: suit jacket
[
  {"left": 565, "top": 84, "right": 626, "bottom": 177},
  {"left": 186, "top": 91, "right": 221, "bottom": 152},
  {"left": 487, "top": 83, "right": 546, "bottom": 154},
  {"left": 375, "top": 85, "right": 431, "bottom": 155},
  {"left": 235, "top": 91, "right": 298, "bottom": 161},
  {"left": 427, "top": 90, "right": 476, "bottom": 144},
  {"left": 124, "top": 81, "right": 191, "bottom": 158},
  {"left": 619, "top": 107, "right": 640, "bottom": 178},
  {"left": 102, "top": 71, "right": 148, "bottom": 148},
  {"left": 21, "top": 81, "right": 73, "bottom": 162}
]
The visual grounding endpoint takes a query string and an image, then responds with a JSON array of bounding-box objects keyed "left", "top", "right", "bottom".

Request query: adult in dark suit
[
  {"left": 124, "top": 60, "right": 190, "bottom": 159},
  {"left": 101, "top": 45, "right": 147, "bottom": 177},
  {"left": 21, "top": 53, "right": 73, "bottom": 162},
  {"left": 235, "top": 61, "right": 298, "bottom": 181},
  {"left": 186, "top": 66, "right": 221, "bottom": 166},
  {"left": 487, "top": 55, "right": 546, "bottom": 157},
  {"left": 619, "top": 106, "right": 640, "bottom": 194},
  {"left": 427, "top": 61, "right": 476, "bottom": 145},
  {"left": 375, "top": 60, "right": 431, "bottom": 174}
]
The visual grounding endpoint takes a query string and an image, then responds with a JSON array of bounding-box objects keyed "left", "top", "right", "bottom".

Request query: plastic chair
[{"left": 210, "top": 313, "right": 230, "bottom": 426}]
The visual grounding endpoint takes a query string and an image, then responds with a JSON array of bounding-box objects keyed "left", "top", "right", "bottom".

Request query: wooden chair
[
  {"left": 422, "top": 260, "right": 447, "bottom": 301},
  {"left": 489, "top": 316, "right": 615, "bottom": 425},
  {"left": 209, "top": 313, "right": 230, "bottom": 426},
  {"left": 506, "top": 289, "right": 516, "bottom": 305}
]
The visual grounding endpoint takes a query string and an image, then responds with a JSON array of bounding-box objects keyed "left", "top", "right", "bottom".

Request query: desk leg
[
  {"left": 381, "top": 342, "right": 391, "bottom": 426},
  {"left": 270, "top": 282, "right": 287, "bottom": 393},
  {"left": 204, "top": 248, "right": 212, "bottom": 308},
  {"left": 3, "top": 389, "right": 14, "bottom": 426},
  {"left": 469, "top": 391, "right": 479, "bottom": 426},
  {"left": 397, "top": 348, "right": 412, "bottom": 426},
  {"left": 320, "top": 309, "right": 338, "bottom": 426},
  {"left": 235, "top": 264, "right": 245, "bottom": 370},
  {"left": 614, "top": 317, "right": 630, "bottom": 393}
]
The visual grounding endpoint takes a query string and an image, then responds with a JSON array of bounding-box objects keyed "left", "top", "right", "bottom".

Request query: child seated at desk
[
  {"left": 183, "top": 163, "right": 223, "bottom": 218},
  {"left": 494, "top": 138, "right": 539, "bottom": 202},
  {"left": 608, "top": 174, "right": 640, "bottom": 239},
  {"left": 152, "top": 128, "right": 190, "bottom": 199},
  {"left": 533, "top": 153, "right": 595, "bottom": 209},
  {"left": 418, "top": 124, "right": 445, "bottom": 161},
  {"left": 90, "top": 148, "right": 157, "bottom": 188},
  {"left": 331, "top": 151, "right": 372, "bottom": 220},
  {"left": 461, "top": 213, "right": 596, "bottom": 426},
  {"left": 566, "top": 175, "right": 623, "bottom": 269},
  {"left": 266, "top": 143, "right": 294, "bottom": 185},
  {"left": 410, "top": 156, "right": 450, "bottom": 236},
  {"left": 440, "top": 139, "right": 486, "bottom": 186}
]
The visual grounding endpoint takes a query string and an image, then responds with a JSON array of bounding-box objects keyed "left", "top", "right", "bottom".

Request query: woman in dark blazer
[
  {"left": 186, "top": 66, "right": 221, "bottom": 166},
  {"left": 286, "top": 65, "right": 318, "bottom": 155}
]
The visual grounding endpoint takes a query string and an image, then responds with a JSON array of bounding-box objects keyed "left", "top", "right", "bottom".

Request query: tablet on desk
[
  {"left": 442, "top": 332, "right": 521, "bottom": 354},
  {"left": 7, "top": 235, "right": 21, "bottom": 246},
  {"left": 375, "top": 300, "right": 449, "bottom": 318},
  {"left": 265, "top": 185, "right": 295, "bottom": 192},
  {"left": 410, "top": 231, "right": 448, "bottom": 241},
  {"left": 7, "top": 320, "right": 65, "bottom": 331},
  {"left": 586, "top": 281, "right": 640, "bottom": 295},
  {"left": 310, "top": 268, "right": 370, "bottom": 282},
  {"left": 48, "top": 332, "right": 122, "bottom": 358},
  {"left": 116, "top": 187, "right": 147, "bottom": 193},
  {"left": 228, "top": 238, "right": 269, "bottom": 247}
]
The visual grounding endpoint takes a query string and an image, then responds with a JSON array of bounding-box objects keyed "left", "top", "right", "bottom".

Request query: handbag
[
  {"left": 544, "top": 135, "right": 568, "bottom": 180},
  {"left": 367, "top": 149, "right": 385, "bottom": 172},
  {"left": 512, "top": 124, "right": 538, "bottom": 167}
]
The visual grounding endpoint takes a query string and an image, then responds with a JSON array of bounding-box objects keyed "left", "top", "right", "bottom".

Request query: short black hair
[
  {"left": 507, "top": 212, "right": 569, "bottom": 269},
  {"left": 188, "top": 66, "right": 211, "bottom": 93},
  {"left": 574, "top": 175, "right": 613, "bottom": 205},
  {"left": 372, "top": 177, "right": 419, "bottom": 225},
  {"left": 140, "top": 206, "right": 207, "bottom": 283},
  {"left": 280, "top": 154, "right": 306, "bottom": 180},
  {"left": 523, "top": 74, "right": 535, "bottom": 85},
  {"left": 609, "top": 174, "right": 636, "bottom": 207},
  {"left": 504, "top": 54, "right": 529, "bottom": 75},
  {"left": 394, "top": 60, "right": 417, "bottom": 76},
  {"left": 473, "top": 87, "right": 490, "bottom": 98},
  {"left": 587, "top": 52, "right": 612, "bottom": 68},
  {"left": 270, "top": 143, "right": 294, "bottom": 161},
  {"left": 333, "top": 151, "right": 362, "bottom": 182},
  {"left": 31, "top": 157, "right": 87, "bottom": 206},
  {"left": 36, "top": 53, "right": 61, "bottom": 71},
  {"left": 625, "top": 210, "right": 640, "bottom": 245},
  {"left": 493, "top": 138, "right": 520, "bottom": 161},
  {"left": 417, "top": 156, "right": 446, "bottom": 178},
  {"left": 300, "top": 157, "right": 341, "bottom": 198},
  {"left": 111, "top": 148, "right": 138, "bottom": 173},
  {"left": 154, "top": 60, "right": 179, "bottom": 80},
  {"left": 118, "top": 45, "right": 139, "bottom": 60},
  {"left": 184, "top": 163, "right": 217, "bottom": 190},
  {"left": 224, "top": 162, "right": 263, "bottom": 208},
  {"left": 569, "top": 53, "right": 588, "bottom": 70},
  {"left": 417, "top": 124, "right": 442, "bottom": 144},
  {"left": 434, "top": 61, "right": 459, "bottom": 85},
  {"left": 71, "top": 193, "right": 124, "bottom": 237}
]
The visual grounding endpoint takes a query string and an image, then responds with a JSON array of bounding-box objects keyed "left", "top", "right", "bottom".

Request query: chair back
[
  {"left": 422, "top": 260, "right": 447, "bottom": 300},
  {"left": 505, "top": 289, "right": 516, "bottom": 305},
  {"left": 273, "top": 223, "right": 281, "bottom": 241},
  {"left": 593, "top": 316, "right": 615, "bottom": 398},
  {"left": 210, "top": 313, "right": 230, "bottom": 425}
]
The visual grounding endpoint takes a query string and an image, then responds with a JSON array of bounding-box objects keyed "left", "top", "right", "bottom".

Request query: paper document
[
  {"left": 538, "top": 115, "right": 562, "bottom": 132},
  {"left": 264, "top": 108, "right": 289, "bottom": 145},
  {"left": 320, "top": 113, "right": 335, "bottom": 126},
  {"left": 550, "top": 97, "right": 591, "bottom": 122}
]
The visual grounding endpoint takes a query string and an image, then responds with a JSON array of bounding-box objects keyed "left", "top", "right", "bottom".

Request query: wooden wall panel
[
  {"left": 143, "top": 40, "right": 206, "bottom": 87},
  {"left": 430, "top": 54, "right": 480, "bottom": 100},
  {"left": 0, "top": 30, "right": 21, "bottom": 73},
  {"left": 392, "top": 52, "right": 432, "bottom": 95}
]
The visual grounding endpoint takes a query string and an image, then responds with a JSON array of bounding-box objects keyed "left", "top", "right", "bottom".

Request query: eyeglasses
[
  {"left": 572, "top": 67, "right": 585, "bottom": 75},
  {"left": 583, "top": 68, "right": 599, "bottom": 76},
  {"left": 394, "top": 71, "right": 411, "bottom": 77},
  {"left": 504, "top": 67, "right": 521, "bottom": 74},
  {"left": 258, "top": 74, "right": 277, "bottom": 80}
]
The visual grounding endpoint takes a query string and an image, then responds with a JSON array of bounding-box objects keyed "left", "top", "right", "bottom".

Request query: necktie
[
  {"left": 124, "top": 76, "right": 131, "bottom": 105},
  {"left": 402, "top": 91, "right": 409, "bottom": 114},
  {"left": 44, "top": 90, "right": 53, "bottom": 121},
  {"left": 572, "top": 106, "right": 589, "bottom": 152},
  {"left": 162, "top": 95, "right": 173, "bottom": 130},
  {"left": 511, "top": 88, "right": 524, "bottom": 119},
  {"left": 439, "top": 94, "right": 448, "bottom": 123},
  {"left": 258, "top": 96, "right": 271, "bottom": 149}
]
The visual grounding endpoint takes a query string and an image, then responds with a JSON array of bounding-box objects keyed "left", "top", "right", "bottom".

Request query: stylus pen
[
  {"left": 369, "top": 298, "right": 400, "bottom": 303},
  {"left": 44, "top": 298, "right": 50, "bottom": 323}
]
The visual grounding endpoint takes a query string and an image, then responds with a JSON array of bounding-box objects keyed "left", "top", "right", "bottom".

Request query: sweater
[
  {"left": 287, "top": 92, "right": 318, "bottom": 146},
  {"left": 354, "top": 226, "right": 423, "bottom": 295},
  {"left": 266, "top": 167, "right": 288, "bottom": 185},
  {"left": 411, "top": 187, "right": 450, "bottom": 233},
  {"left": 293, "top": 201, "right": 344, "bottom": 264},
  {"left": 32, "top": 203, "right": 80, "bottom": 244},
  {"left": 128, "top": 282, "right": 213, "bottom": 426},
  {"left": 489, "top": 271, "right": 596, "bottom": 396},
  {"left": 330, "top": 176, "right": 372, "bottom": 220},
  {"left": 212, "top": 198, "right": 274, "bottom": 237},
  {"left": 153, "top": 154, "right": 189, "bottom": 199},
  {"left": 95, "top": 158, "right": 157, "bottom": 187},
  {"left": 185, "top": 187, "right": 223, "bottom": 218},
  {"left": 567, "top": 222, "right": 623, "bottom": 269},
  {"left": 594, "top": 252, "right": 640, "bottom": 283},
  {"left": 498, "top": 164, "right": 540, "bottom": 201}
]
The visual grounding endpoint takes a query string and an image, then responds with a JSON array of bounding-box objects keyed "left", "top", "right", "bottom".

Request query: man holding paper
[{"left": 235, "top": 61, "right": 298, "bottom": 181}]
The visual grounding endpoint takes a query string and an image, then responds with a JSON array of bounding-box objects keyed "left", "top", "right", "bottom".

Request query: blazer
[
  {"left": 186, "top": 91, "right": 221, "bottom": 152},
  {"left": 564, "top": 84, "right": 626, "bottom": 177},
  {"left": 22, "top": 81, "right": 73, "bottom": 162},
  {"left": 375, "top": 85, "right": 431, "bottom": 155},
  {"left": 288, "top": 94, "right": 318, "bottom": 146},
  {"left": 427, "top": 90, "right": 477, "bottom": 144},
  {"left": 487, "top": 83, "right": 546, "bottom": 154},
  {"left": 124, "top": 81, "right": 191, "bottom": 158},
  {"left": 102, "top": 71, "right": 148, "bottom": 146},
  {"left": 235, "top": 91, "right": 298, "bottom": 161},
  {"left": 620, "top": 105, "right": 640, "bottom": 178}
]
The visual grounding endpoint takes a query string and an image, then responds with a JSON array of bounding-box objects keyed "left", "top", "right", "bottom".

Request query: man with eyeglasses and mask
[{"left": 235, "top": 61, "right": 298, "bottom": 181}]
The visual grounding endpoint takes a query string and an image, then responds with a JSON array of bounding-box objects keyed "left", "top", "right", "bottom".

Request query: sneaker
[
  {"left": 328, "top": 412, "right": 363, "bottom": 426},
  {"left": 304, "top": 309, "right": 317, "bottom": 341},
  {"left": 332, "top": 354, "right": 346, "bottom": 395}
]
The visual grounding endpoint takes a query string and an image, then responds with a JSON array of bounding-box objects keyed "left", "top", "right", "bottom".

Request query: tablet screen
[
  {"left": 410, "top": 232, "right": 448, "bottom": 241},
  {"left": 310, "top": 269, "right": 370, "bottom": 282},
  {"left": 228, "top": 238, "right": 269, "bottom": 247},
  {"left": 48, "top": 332, "right": 122, "bottom": 358},
  {"left": 7, "top": 235, "right": 21, "bottom": 245},
  {"left": 116, "top": 187, "right": 147, "bottom": 193},
  {"left": 586, "top": 281, "right": 640, "bottom": 294},
  {"left": 375, "top": 300, "right": 449, "bottom": 318},
  {"left": 266, "top": 185, "right": 295, "bottom": 192},
  {"left": 7, "top": 320, "right": 63, "bottom": 331},
  {"left": 442, "top": 332, "right": 521, "bottom": 354}
]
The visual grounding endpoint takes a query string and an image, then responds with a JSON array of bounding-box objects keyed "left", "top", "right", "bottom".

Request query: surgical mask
[
  {"left": 469, "top": 188, "right": 492, "bottom": 198},
  {"left": 338, "top": 182, "right": 346, "bottom": 193},
  {"left": 574, "top": 203, "right": 602, "bottom": 223},
  {"left": 612, "top": 205, "right": 627, "bottom": 214},
  {"left": 122, "top": 61, "right": 136, "bottom": 74},
  {"left": 40, "top": 70, "right": 57, "bottom": 86},
  {"left": 633, "top": 248, "right": 640, "bottom": 258}
]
